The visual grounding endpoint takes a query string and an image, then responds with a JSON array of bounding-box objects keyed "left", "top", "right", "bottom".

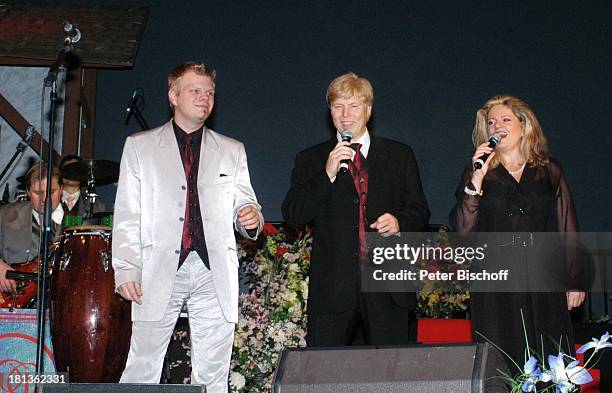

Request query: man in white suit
[{"left": 112, "top": 61, "right": 263, "bottom": 392}]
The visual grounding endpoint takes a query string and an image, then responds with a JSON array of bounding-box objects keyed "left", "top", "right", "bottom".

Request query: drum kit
[{"left": 4, "top": 159, "right": 131, "bottom": 382}]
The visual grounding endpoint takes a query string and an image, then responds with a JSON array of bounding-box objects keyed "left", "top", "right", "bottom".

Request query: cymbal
[{"left": 61, "top": 159, "right": 119, "bottom": 186}]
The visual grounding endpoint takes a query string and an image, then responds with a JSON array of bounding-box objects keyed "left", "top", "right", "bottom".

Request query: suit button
[
  {"left": 353, "top": 198, "right": 359, "bottom": 204},
  {"left": 175, "top": 250, "right": 180, "bottom": 254},
  {"left": 179, "top": 217, "right": 184, "bottom": 222},
  {"left": 181, "top": 185, "right": 186, "bottom": 190}
]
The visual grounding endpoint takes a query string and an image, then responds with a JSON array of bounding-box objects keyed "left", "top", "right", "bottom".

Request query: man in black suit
[{"left": 282, "top": 72, "right": 430, "bottom": 346}]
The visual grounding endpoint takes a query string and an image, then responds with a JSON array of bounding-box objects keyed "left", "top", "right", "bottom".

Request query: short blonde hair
[
  {"left": 326, "top": 72, "right": 373, "bottom": 106},
  {"left": 472, "top": 95, "right": 549, "bottom": 168},
  {"left": 167, "top": 61, "right": 216, "bottom": 96}
]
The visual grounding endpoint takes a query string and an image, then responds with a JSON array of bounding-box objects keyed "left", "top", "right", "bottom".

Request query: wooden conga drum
[{"left": 50, "top": 225, "right": 131, "bottom": 382}]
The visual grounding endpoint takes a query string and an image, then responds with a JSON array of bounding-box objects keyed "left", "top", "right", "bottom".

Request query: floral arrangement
[
  {"left": 482, "top": 311, "right": 609, "bottom": 393},
  {"left": 417, "top": 286, "right": 470, "bottom": 318},
  {"left": 416, "top": 228, "right": 470, "bottom": 318},
  {"left": 229, "top": 223, "right": 312, "bottom": 392}
]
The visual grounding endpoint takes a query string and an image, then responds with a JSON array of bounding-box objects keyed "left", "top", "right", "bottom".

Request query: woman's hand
[{"left": 566, "top": 291, "right": 585, "bottom": 310}]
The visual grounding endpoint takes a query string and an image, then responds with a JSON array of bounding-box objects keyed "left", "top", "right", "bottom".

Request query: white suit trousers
[{"left": 120, "top": 252, "right": 235, "bottom": 393}]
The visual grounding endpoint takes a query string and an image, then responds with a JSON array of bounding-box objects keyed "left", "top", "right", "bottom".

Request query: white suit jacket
[{"left": 112, "top": 121, "right": 263, "bottom": 323}]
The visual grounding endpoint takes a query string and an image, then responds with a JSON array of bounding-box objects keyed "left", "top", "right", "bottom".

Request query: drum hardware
[
  {"left": 59, "top": 250, "right": 72, "bottom": 271},
  {"left": 100, "top": 249, "right": 110, "bottom": 272},
  {"left": 99, "top": 230, "right": 111, "bottom": 271},
  {"left": 58, "top": 232, "right": 74, "bottom": 271}
]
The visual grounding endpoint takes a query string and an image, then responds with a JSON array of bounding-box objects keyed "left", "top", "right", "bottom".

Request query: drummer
[
  {"left": 0, "top": 162, "right": 64, "bottom": 293},
  {"left": 59, "top": 155, "right": 106, "bottom": 218}
]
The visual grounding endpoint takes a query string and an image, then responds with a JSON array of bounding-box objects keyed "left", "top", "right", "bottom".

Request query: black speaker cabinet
[
  {"left": 272, "top": 343, "right": 509, "bottom": 393},
  {"left": 40, "top": 383, "right": 205, "bottom": 393}
]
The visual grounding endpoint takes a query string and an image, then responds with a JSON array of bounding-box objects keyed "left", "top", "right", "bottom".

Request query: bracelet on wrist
[{"left": 464, "top": 185, "right": 483, "bottom": 196}]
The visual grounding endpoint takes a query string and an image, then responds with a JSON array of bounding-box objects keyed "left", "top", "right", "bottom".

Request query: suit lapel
[
  {"left": 158, "top": 121, "right": 185, "bottom": 179},
  {"left": 198, "top": 127, "right": 220, "bottom": 185}
]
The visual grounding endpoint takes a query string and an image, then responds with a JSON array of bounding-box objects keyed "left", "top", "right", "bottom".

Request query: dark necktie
[
  {"left": 181, "top": 135, "right": 193, "bottom": 252},
  {"left": 349, "top": 143, "right": 369, "bottom": 258}
]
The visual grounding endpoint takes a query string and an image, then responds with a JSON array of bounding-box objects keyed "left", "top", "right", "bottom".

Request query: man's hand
[
  {"left": 370, "top": 213, "right": 400, "bottom": 237},
  {"left": 566, "top": 291, "right": 585, "bottom": 310},
  {"left": 118, "top": 281, "right": 142, "bottom": 305},
  {"left": 0, "top": 260, "right": 16, "bottom": 293},
  {"left": 325, "top": 141, "right": 353, "bottom": 180},
  {"left": 237, "top": 205, "right": 261, "bottom": 230}
]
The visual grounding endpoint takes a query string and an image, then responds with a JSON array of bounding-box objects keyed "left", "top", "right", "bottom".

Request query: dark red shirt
[{"left": 173, "top": 121, "right": 209, "bottom": 269}]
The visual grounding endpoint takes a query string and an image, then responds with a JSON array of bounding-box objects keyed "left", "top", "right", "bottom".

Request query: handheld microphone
[
  {"left": 63, "top": 20, "right": 82, "bottom": 45},
  {"left": 339, "top": 129, "right": 352, "bottom": 174},
  {"left": 473, "top": 133, "right": 501, "bottom": 170}
]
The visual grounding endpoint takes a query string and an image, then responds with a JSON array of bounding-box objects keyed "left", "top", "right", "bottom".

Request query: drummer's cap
[
  {"left": 167, "top": 61, "right": 216, "bottom": 109},
  {"left": 23, "top": 162, "right": 63, "bottom": 189}
]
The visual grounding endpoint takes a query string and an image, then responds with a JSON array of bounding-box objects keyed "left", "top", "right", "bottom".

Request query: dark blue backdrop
[{"left": 32, "top": 0, "right": 611, "bottom": 230}]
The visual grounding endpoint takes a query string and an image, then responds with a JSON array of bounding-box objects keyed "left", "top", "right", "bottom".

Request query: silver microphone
[{"left": 339, "top": 129, "right": 353, "bottom": 174}]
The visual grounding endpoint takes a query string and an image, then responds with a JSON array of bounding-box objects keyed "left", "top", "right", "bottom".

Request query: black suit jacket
[{"left": 282, "top": 136, "right": 430, "bottom": 316}]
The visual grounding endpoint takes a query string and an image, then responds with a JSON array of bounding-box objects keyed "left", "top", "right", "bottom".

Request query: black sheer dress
[{"left": 450, "top": 159, "right": 580, "bottom": 367}]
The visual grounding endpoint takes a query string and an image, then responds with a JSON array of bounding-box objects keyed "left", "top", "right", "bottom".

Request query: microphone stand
[
  {"left": 0, "top": 126, "right": 36, "bottom": 191},
  {"left": 131, "top": 105, "right": 150, "bottom": 131},
  {"left": 34, "top": 41, "right": 75, "bottom": 390},
  {"left": 125, "top": 88, "right": 150, "bottom": 131}
]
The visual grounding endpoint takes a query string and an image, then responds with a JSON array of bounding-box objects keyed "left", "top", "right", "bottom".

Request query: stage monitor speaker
[
  {"left": 272, "top": 343, "right": 508, "bottom": 393},
  {"left": 40, "top": 383, "right": 205, "bottom": 392}
]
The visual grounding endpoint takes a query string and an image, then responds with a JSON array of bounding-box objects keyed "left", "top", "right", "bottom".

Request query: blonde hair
[
  {"left": 24, "top": 162, "right": 62, "bottom": 189},
  {"left": 167, "top": 61, "right": 216, "bottom": 109},
  {"left": 472, "top": 95, "right": 549, "bottom": 168},
  {"left": 326, "top": 72, "right": 373, "bottom": 106}
]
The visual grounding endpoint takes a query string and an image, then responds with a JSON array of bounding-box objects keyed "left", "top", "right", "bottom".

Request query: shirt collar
[
  {"left": 32, "top": 204, "right": 65, "bottom": 226},
  {"left": 173, "top": 120, "right": 203, "bottom": 145},
  {"left": 62, "top": 190, "right": 80, "bottom": 201}
]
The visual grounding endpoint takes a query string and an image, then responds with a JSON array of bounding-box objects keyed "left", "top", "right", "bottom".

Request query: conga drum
[{"left": 50, "top": 225, "right": 131, "bottom": 382}]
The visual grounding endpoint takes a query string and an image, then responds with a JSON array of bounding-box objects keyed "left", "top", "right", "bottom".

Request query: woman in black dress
[{"left": 450, "top": 95, "right": 585, "bottom": 366}]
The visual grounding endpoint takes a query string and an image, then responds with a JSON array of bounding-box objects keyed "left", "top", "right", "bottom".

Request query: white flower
[
  {"left": 576, "top": 331, "right": 612, "bottom": 354},
  {"left": 288, "top": 262, "right": 299, "bottom": 271},
  {"left": 282, "top": 291, "right": 297, "bottom": 302},
  {"left": 229, "top": 371, "right": 246, "bottom": 390},
  {"left": 546, "top": 353, "right": 592, "bottom": 393}
]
